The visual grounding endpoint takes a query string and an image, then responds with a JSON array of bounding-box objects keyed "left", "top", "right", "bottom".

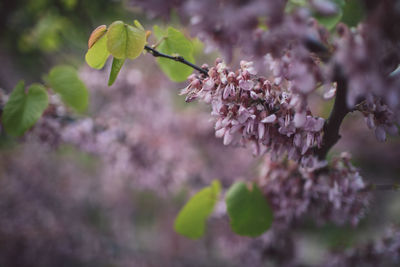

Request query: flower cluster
[
  {"left": 356, "top": 96, "right": 399, "bottom": 142},
  {"left": 334, "top": 22, "right": 400, "bottom": 134},
  {"left": 133, "top": 0, "right": 400, "bottom": 141},
  {"left": 258, "top": 152, "right": 369, "bottom": 227},
  {"left": 327, "top": 226, "right": 400, "bottom": 267},
  {"left": 181, "top": 59, "right": 326, "bottom": 168}
]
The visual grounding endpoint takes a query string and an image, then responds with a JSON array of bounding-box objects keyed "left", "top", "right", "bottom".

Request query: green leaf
[
  {"left": 108, "top": 57, "right": 125, "bottom": 86},
  {"left": 88, "top": 25, "right": 107, "bottom": 49},
  {"left": 174, "top": 180, "right": 221, "bottom": 239},
  {"left": 315, "top": 11, "right": 343, "bottom": 30},
  {"left": 153, "top": 26, "right": 195, "bottom": 82},
  {"left": 226, "top": 182, "right": 273, "bottom": 237},
  {"left": 106, "top": 20, "right": 146, "bottom": 60},
  {"left": 47, "top": 65, "right": 89, "bottom": 112},
  {"left": 314, "top": 0, "right": 345, "bottom": 30},
  {"left": 341, "top": 0, "right": 365, "bottom": 27},
  {"left": 133, "top": 20, "right": 144, "bottom": 31},
  {"left": 2, "top": 81, "right": 48, "bottom": 137},
  {"left": 285, "top": 0, "right": 307, "bottom": 13},
  {"left": 85, "top": 34, "right": 110, "bottom": 69}
]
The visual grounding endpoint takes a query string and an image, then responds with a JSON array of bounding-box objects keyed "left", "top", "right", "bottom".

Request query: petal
[
  {"left": 375, "top": 126, "right": 386, "bottom": 141},
  {"left": 261, "top": 114, "right": 277, "bottom": 123}
]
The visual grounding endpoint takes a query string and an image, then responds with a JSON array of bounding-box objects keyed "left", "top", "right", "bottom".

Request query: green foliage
[
  {"left": 225, "top": 182, "right": 273, "bottom": 237},
  {"left": 85, "top": 34, "right": 110, "bottom": 69},
  {"left": 108, "top": 58, "right": 125, "bottom": 86},
  {"left": 314, "top": 0, "right": 345, "bottom": 30},
  {"left": 47, "top": 65, "right": 89, "bottom": 112},
  {"left": 341, "top": 0, "right": 365, "bottom": 27},
  {"left": 2, "top": 81, "right": 48, "bottom": 137},
  {"left": 85, "top": 21, "right": 197, "bottom": 84},
  {"left": 285, "top": 0, "right": 307, "bottom": 13},
  {"left": 287, "top": 0, "right": 364, "bottom": 30},
  {"left": 174, "top": 180, "right": 221, "bottom": 239},
  {"left": 153, "top": 26, "right": 195, "bottom": 82},
  {"left": 85, "top": 20, "right": 148, "bottom": 85},
  {"left": 106, "top": 20, "right": 146, "bottom": 60},
  {"left": 315, "top": 11, "right": 343, "bottom": 31},
  {"left": 18, "top": 13, "right": 68, "bottom": 53}
]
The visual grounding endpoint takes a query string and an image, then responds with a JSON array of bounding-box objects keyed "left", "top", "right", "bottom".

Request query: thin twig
[
  {"left": 363, "top": 183, "right": 400, "bottom": 192},
  {"left": 144, "top": 45, "right": 209, "bottom": 76}
]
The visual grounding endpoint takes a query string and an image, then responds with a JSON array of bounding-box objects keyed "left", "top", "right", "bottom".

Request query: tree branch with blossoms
[{"left": 78, "top": 6, "right": 400, "bottom": 253}]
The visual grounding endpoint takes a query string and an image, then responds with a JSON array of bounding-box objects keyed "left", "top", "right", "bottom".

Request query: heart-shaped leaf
[
  {"left": 174, "top": 180, "right": 221, "bottom": 239},
  {"left": 2, "top": 81, "right": 49, "bottom": 137},
  {"left": 106, "top": 20, "right": 146, "bottom": 60},
  {"left": 226, "top": 182, "right": 273, "bottom": 237},
  {"left": 47, "top": 65, "right": 89, "bottom": 112}
]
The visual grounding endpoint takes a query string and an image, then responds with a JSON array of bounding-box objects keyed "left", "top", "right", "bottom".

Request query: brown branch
[
  {"left": 144, "top": 45, "right": 209, "bottom": 76},
  {"left": 363, "top": 183, "right": 400, "bottom": 192},
  {"left": 315, "top": 65, "right": 351, "bottom": 160}
]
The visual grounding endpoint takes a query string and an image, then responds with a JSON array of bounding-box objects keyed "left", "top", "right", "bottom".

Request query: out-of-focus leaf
[
  {"left": 85, "top": 34, "right": 109, "bottom": 69},
  {"left": 285, "top": 0, "right": 307, "bottom": 13},
  {"left": 61, "top": 0, "right": 77, "bottom": 10},
  {"left": 106, "top": 20, "right": 146, "bottom": 59},
  {"left": 153, "top": 26, "right": 195, "bottom": 82},
  {"left": 108, "top": 57, "right": 125, "bottom": 86},
  {"left": 313, "top": 0, "right": 345, "bottom": 30},
  {"left": 133, "top": 20, "right": 144, "bottom": 31},
  {"left": 47, "top": 65, "right": 89, "bottom": 112},
  {"left": 315, "top": 10, "right": 343, "bottom": 30},
  {"left": 19, "top": 13, "right": 67, "bottom": 52},
  {"left": 226, "top": 182, "right": 273, "bottom": 237},
  {"left": 341, "top": 0, "right": 365, "bottom": 27},
  {"left": 2, "top": 81, "right": 48, "bottom": 137},
  {"left": 174, "top": 180, "right": 221, "bottom": 239}
]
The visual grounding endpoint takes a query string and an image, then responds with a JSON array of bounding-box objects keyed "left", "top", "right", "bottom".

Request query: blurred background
[{"left": 0, "top": 1, "right": 399, "bottom": 266}]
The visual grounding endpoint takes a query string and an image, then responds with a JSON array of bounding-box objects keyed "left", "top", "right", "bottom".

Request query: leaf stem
[{"left": 144, "top": 45, "right": 209, "bottom": 76}]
